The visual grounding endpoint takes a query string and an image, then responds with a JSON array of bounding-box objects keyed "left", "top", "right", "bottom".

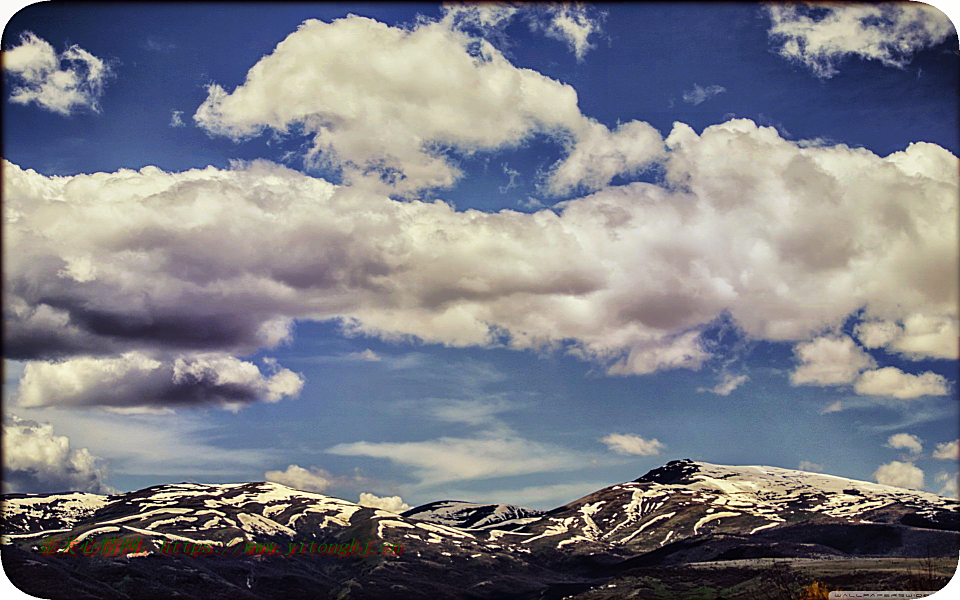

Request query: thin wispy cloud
[
  {"left": 766, "top": 2, "right": 955, "bottom": 78},
  {"left": 682, "top": 83, "right": 725, "bottom": 105}
]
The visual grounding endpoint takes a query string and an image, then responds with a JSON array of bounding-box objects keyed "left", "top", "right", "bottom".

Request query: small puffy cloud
[
  {"left": 822, "top": 400, "right": 844, "bottom": 414},
  {"left": 935, "top": 472, "right": 958, "bottom": 498},
  {"left": 2, "top": 414, "right": 113, "bottom": 494},
  {"left": 853, "top": 367, "right": 949, "bottom": 399},
  {"left": 169, "top": 110, "right": 185, "bottom": 127},
  {"left": 886, "top": 432, "right": 922, "bottom": 455},
  {"left": 14, "top": 352, "right": 303, "bottom": 412},
  {"left": 545, "top": 119, "right": 665, "bottom": 194},
  {"left": 357, "top": 492, "right": 410, "bottom": 513},
  {"left": 855, "top": 315, "right": 959, "bottom": 360},
  {"left": 790, "top": 335, "right": 875, "bottom": 386},
  {"left": 540, "top": 4, "right": 604, "bottom": 61},
  {"left": 698, "top": 373, "right": 748, "bottom": 396},
  {"left": 798, "top": 460, "right": 823, "bottom": 472},
  {"left": 3, "top": 31, "right": 111, "bottom": 115},
  {"left": 682, "top": 83, "right": 725, "bottom": 105},
  {"left": 873, "top": 460, "right": 924, "bottom": 490},
  {"left": 344, "top": 349, "right": 381, "bottom": 362},
  {"left": 264, "top": 465, "right": 333, "bottom": 493},
  {"left": 600, "top": 433, "right": 665, "bottom": 456},
  {"left": 767, "top": 2, "right": 955, "bottom": 78},
  {"left": 605, "top": 332, "right": 710, "bottom": 376},
  {"left": 932, "top": 439, "right": 959, "bottom": 460}
]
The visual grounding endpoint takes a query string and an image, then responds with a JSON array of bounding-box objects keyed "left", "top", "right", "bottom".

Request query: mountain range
[{"left": 2, "top": 459, "right": 957, "bottom": 599}]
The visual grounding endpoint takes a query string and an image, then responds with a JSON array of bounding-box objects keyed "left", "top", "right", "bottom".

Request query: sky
[{"left": 2, "top": 2, "right": 959, "bottom": 511}]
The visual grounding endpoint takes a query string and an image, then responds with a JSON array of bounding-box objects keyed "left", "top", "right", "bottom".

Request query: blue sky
[{"left": 2, "top": 2, "right": 959, "bottom": 510}]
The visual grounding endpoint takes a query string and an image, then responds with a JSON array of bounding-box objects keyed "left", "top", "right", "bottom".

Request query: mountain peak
[{"left": 634, "top": 458, "right": 702, "bottom": 484}]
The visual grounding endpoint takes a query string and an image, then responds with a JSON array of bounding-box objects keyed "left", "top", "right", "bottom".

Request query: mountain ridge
[{"left": 2, "top": 459, "right": 957, "bottom": 599}]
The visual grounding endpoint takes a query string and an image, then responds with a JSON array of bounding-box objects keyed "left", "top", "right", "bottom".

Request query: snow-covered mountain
[
  {"left": 2, "top": 460, "right": 957, "bottom": 599},
  {"left": 401, "top": 500, "right": 543, "bottom": 530},
  {"left": 493, "top": 459, "right": 958, "bottom": 560},
  {"left": 1, "top": 480, "right": 565, "bottom": 600},
  {"left": 2, "top": 492, "right": 110, "bottom": 537}
]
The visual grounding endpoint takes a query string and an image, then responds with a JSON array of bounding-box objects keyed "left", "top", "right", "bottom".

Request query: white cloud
[
  {"left": 3, "top": 31, "right": 111, "bottom": 115},
  {"left": 14, "top": 352, "right": 303, "bottom": 412},
  {"left": 4, "top": 117, "right": 957, "bottom": 387},
  {"left": 682, "top": 83, "right": 726, "bottom": 105},
  {"left": 855, "top": 315, "right": 959, "bottom": 360},
  {"left": 935, "top": 471, "right": 958, "bottom": 498},
  {"left": 886, "top": 432, "right": 922, "bottom": 455},
  {"left": 933, "top": 439, "right": 959, "bottom": 460},
  {"left": 329, "top": 435, "right": 583, "bottom": 486},
  {"left": 854, "top": 367, "right": 949, "bottom": 399},
  {"left": 441, "top": 3, "right": 519, "bottom": 30},
  {"left": 790, "top": 335, "right": 876, "bottom": 386},
  {"left": 540, "top": 4, "right": 604, "bottom": 61},
  {"left": 441, "top": 3, "right": 604, "bottom": 62},
  {"left": 767, "top": 2, "right": 955, "bottom": 78},
  {"left": 604, "top": 331, "right": 710, "bottom": 376},
  {"left": 822, "top": 400, "right": 844, "bottom": 414},
  {"left": 600, "top": 433, "right": 664, "bottom": 456},
  {"left": 344, "top": 349, "right": 381, "bottom": 362},
  {"left": 545, "top": 119, "right": 665, "bottom": 194},
  {"left": 425, "top": 397, "right": 514, "bottom": 428},
  {"left": 12, "top": 406, "right": 276, "bottom": 480},
  {"left": 264, "top": 465, "right": 333, "bottom": 493},
  {"left": 169, "top": 110, "right": 185, "bottom": 127},
  {"left": 357, "top": 492, "right": 410, "bottom": 513},
  {"left": 143, "top": 37, "right": 177, "bottom": 53},
  {"left": 698, "top": 373, "right": 749, "bottom": 396},
  {"left": 193, "top": 14, "right": 652, "bottom": 195},
  {"left": 2, "top": 414, "right": 113, "bottom": 494},
  {"left": 873, "top": 460, "right": 924, "bottom": 490},
  {"left": 193, "top": 15, "right": 596, "bottom": 194},
  {"left": 798, "top": 460, "right": 823, "bottom": 472}
]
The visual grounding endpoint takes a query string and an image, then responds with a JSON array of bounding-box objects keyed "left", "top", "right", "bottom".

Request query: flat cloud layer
[
  {"left": 4, "top": 116, "right": 958, "bottom": 411},
  {"left": 328, "top": 436, "right": 583, "bottom": 486},
  {"left": 14, "top": 352, "right": 303, "bottom": 412}
]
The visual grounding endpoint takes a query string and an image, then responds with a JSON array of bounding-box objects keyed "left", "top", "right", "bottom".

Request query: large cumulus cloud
[
  {"left": 3, "top": 117, "right": 957, "bottom": 410},
  {"left": 2, "top": 414, "right": 113, "bottom": 494},
  {"left": 192, "top": 14, "right": 659, "bottom": 195}
]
